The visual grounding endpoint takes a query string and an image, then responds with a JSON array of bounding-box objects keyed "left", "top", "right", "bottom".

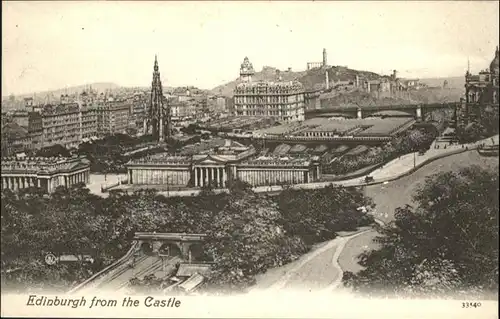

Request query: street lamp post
[{"left": 413, "top": 150, "right": 416, "bottom": 168}]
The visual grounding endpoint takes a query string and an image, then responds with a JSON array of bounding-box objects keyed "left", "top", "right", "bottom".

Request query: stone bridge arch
[
  {"left": 134, "top": 232, "right": 207, "bottom": 263},
  {"left": 158, "top": 243, "right": 182, "bottom": 257}
]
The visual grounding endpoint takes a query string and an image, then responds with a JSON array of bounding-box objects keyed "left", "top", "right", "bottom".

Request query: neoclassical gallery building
[
  {"left": 1, "top": 155, "right": 91, "bottom": 193},
  {"left": 126, "top": 139, "right": 321, "bottom": 188}
]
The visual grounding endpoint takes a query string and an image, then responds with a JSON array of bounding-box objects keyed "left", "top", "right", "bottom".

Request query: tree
[
  {"left": 1, "top": 185, "right": 106, "bottom": 292},
  {"left": 36, "top": 144, "right": 71, "bottom": 158},
  {"left": 277, "top": 185, "right": 375, "bottom": 245},
  {"left": 480, "top": 107, "right": 499, "bottom": 136},
  {"left": 456, "top": 122, "right": 485, "bottom": 143},
  {"left": 203, "top": 188, "right": 308, "bottom": 293},
  {"left": 181, "top": 124, "right": 198, "bottom": 135},
  {"left": 344, "top": 165, "right": 499, "bottom": 298},
  {"left": 2, "top": 175, "right": 379, "bottom": 294}
]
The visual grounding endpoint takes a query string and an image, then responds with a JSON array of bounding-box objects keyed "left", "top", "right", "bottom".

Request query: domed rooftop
[{"left": 490, "top": 46, "right": 499, "bottom": 75}]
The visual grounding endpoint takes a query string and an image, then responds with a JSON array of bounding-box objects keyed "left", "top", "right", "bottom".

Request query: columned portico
[
  {"left": 193, "top": 166, "right": 227, "bottom": 188},
  {"left": 1, "top": 156, "right": 91, "bottom": 193}
]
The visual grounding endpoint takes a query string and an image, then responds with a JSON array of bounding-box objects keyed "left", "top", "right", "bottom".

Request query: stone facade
[
  {"left": 1, "top": 100, "right": 134, "bottom": 156},
  {"left": 233, "top": 81, "right": 305, "bottom": 123},
  {"left": 41, "top": 103, "right": 83, "bottom": 149},
  {"left": 458, "top": 46, "right": 500, "bottom": 126},
  {"left": 95, "top": 101, "right": 130, "bottom": 136},
  {"left": 233, "top": 57, "right": 305, "bottom": 123},
  {"left": 235, "top": 157, "right": 320, "bottom": 186},
  {"left": 1, "top": 155, "right": 91, "bottom": 193},
  {"left": 126, "top": 147, "right": 321, "bottom": 189}
]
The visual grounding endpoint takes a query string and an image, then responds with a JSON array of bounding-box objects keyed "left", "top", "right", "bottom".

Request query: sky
[{"left": 2, "top": 1, "right": 499, "bottom": 96}]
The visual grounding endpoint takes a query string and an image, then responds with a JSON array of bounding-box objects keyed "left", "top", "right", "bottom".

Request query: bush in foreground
[{"left": 343, "top": 165, "right": 499, "bottom": 298}]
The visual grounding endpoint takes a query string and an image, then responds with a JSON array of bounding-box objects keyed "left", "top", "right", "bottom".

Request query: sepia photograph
[{"left": 1, "top": 1, "right": 499, "bottom": 318}]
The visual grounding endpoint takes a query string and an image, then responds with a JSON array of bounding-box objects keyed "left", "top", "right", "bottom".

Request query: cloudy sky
[{"left": 2, "top": 1, "right": 499, "bottom": 96}]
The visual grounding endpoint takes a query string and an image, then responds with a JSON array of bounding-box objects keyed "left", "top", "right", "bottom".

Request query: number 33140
[{"left": 462, "top": 302, "right": 481, "bottom": 308}]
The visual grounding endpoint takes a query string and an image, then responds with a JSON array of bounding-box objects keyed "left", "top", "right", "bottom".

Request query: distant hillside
[
  {"left": 320, "top": 87, "right": 464, "bottom": 108},
  {"left": 210, "top": 65, "right": 386, "bottom": 97},
  {"left": 419, "top": 76, "right": 465, "bottom": 89},
  {"left": 1, "top": 82, "right": 122, "bottom": 111},
  {"left": 210, "top": 66, "right": 306, "bottom": 96},
  {"left": 212, "top": 66, "right": 466, "bottom": 107},
  {"left": 6, "top": 82, "right": 121, "bottom": 100}
]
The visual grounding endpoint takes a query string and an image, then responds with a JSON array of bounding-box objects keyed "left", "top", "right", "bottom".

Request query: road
[
  {"left": 252, "top": 148, "right": 499, "bottom": 293},
  {"left": 77, "top": 254, "right": 180, "bottom": 294},
  {"left": 74, "top": 135, "right": 499, "bottom": 295},
  {"left": 87, "top": 173, "right": 126, "bottom": 197},
  {"left": 86, "top": 135, "right": 498, "bottom": 198}
]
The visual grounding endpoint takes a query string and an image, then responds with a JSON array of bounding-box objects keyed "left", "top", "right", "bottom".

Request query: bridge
[
  {"left": 305, "top": 102, "right": 459, "bottom": 119},
  {"left": 69, "top": 232, "right": 210, "bottom": 293},
  {"left": 134, "top": 232, "right": 207, "bottom": 263}
]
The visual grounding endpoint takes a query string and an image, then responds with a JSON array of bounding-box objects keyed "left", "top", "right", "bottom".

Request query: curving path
[
  {"left": 253, "top": 147, "right": 498, "bottom": 293},
  {"left": 323, "top": 229, "right": 373, "bottom": 291},
  {"left": 89, "top": 135, "right": 498, "bottom": 198}
]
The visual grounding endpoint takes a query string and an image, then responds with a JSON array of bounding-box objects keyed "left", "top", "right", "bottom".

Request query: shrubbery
[
  {"left": 343, "top": 166, "right": 499, "bottom": 298},
  {"left": 456, "top": 107, "right": 499, "bottom": 143},
  {"left": 1, "top": 180, "right": 374, "bottom": 293}
]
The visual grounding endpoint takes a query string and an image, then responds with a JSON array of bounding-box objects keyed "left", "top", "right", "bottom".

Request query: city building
[
  {"left": 169, "top": 97, "right": 196, "bottom": 120},
  {"left": 11, "top": 110, "right": 29, "bottom": 128},
  {"left": 1, "top": 96, "right": 134, "bottom": 155},
  {"left": 145, "top": 55, "right": 171, "bottom": 142},
  {"left": 125, "top": 138, "right": 321, "bottom": 188},
  {"left": 304, "top": 90, "right": 322, "bottom": 110},
  {"left": 1, "top": 111, "right": 10, "bottom": 127},
  {"left": 458, "top": 46, "right": 500, "bottom": 126},
  {"left": 27, "top": 111, "right": 43, "bottom": 150},
  {"left": 1, "top": 122, "right": 32, "bottom": 156},
  {"left": 40, "top": 103, "right": 82, "bottom": 149},
  {"left": 132, "top": 92, "right": 148, "bottom": 132},
  {"left": 233, "top": 57, "right": 305, "bottom": 123},
  {"left": 233, "top": 81, "right": 305, "bottom": 122},
  {"left": 95, "top": 100, "right": 130, "bottom": 136},
  {"left": 1, "top": 155, "right": 91, "bottom": 193},
  {"left": 207, "top": 96, "right": 226, "bottom": 114},
  {"left": 225, "top": 96, "right": 234, "bottom": 114}
]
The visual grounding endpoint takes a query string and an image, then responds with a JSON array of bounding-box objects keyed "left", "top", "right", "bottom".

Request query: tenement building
[
  {"left": 1, "top": 155, "right": 91, "bottom": 193},
  {"left": 458, "top": 46, "right": 500, "bottom": 126},
  {"left": 95, "top": 100, "right": 130, "bottom": 136},
  {"left": 41, "top": 103, "right": 83, "bottom": 149},
  {"left": 1, "top": 94, "right": 134, "bottom": 156},
  {"left": 233, "top": 57, "right": 305, "bottom": 123},
  {"left": 125, "top": 138, "right": 320, "bottom": 188}
]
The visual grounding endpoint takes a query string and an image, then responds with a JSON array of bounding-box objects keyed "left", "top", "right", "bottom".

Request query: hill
[
  {"left": 320, "top": 87, "right": 464, "bottom": 108},
  {"left": 210, "top": 65, "right": 386, "bottom": 97},
  {"left": 1, "top": 82, "right": 121, "bottom": 111},
  {"left": 5, "top": 82, "right": 121, "bottom": 100},
  {"left": 419, "top": 76, "right": 465, "bottom": 89},
  {"left": 210, "top": 66, "right": 306, "bottom": 96},
  {"left": 212, "top": 66, "right": 465, "bottom": 106}
]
